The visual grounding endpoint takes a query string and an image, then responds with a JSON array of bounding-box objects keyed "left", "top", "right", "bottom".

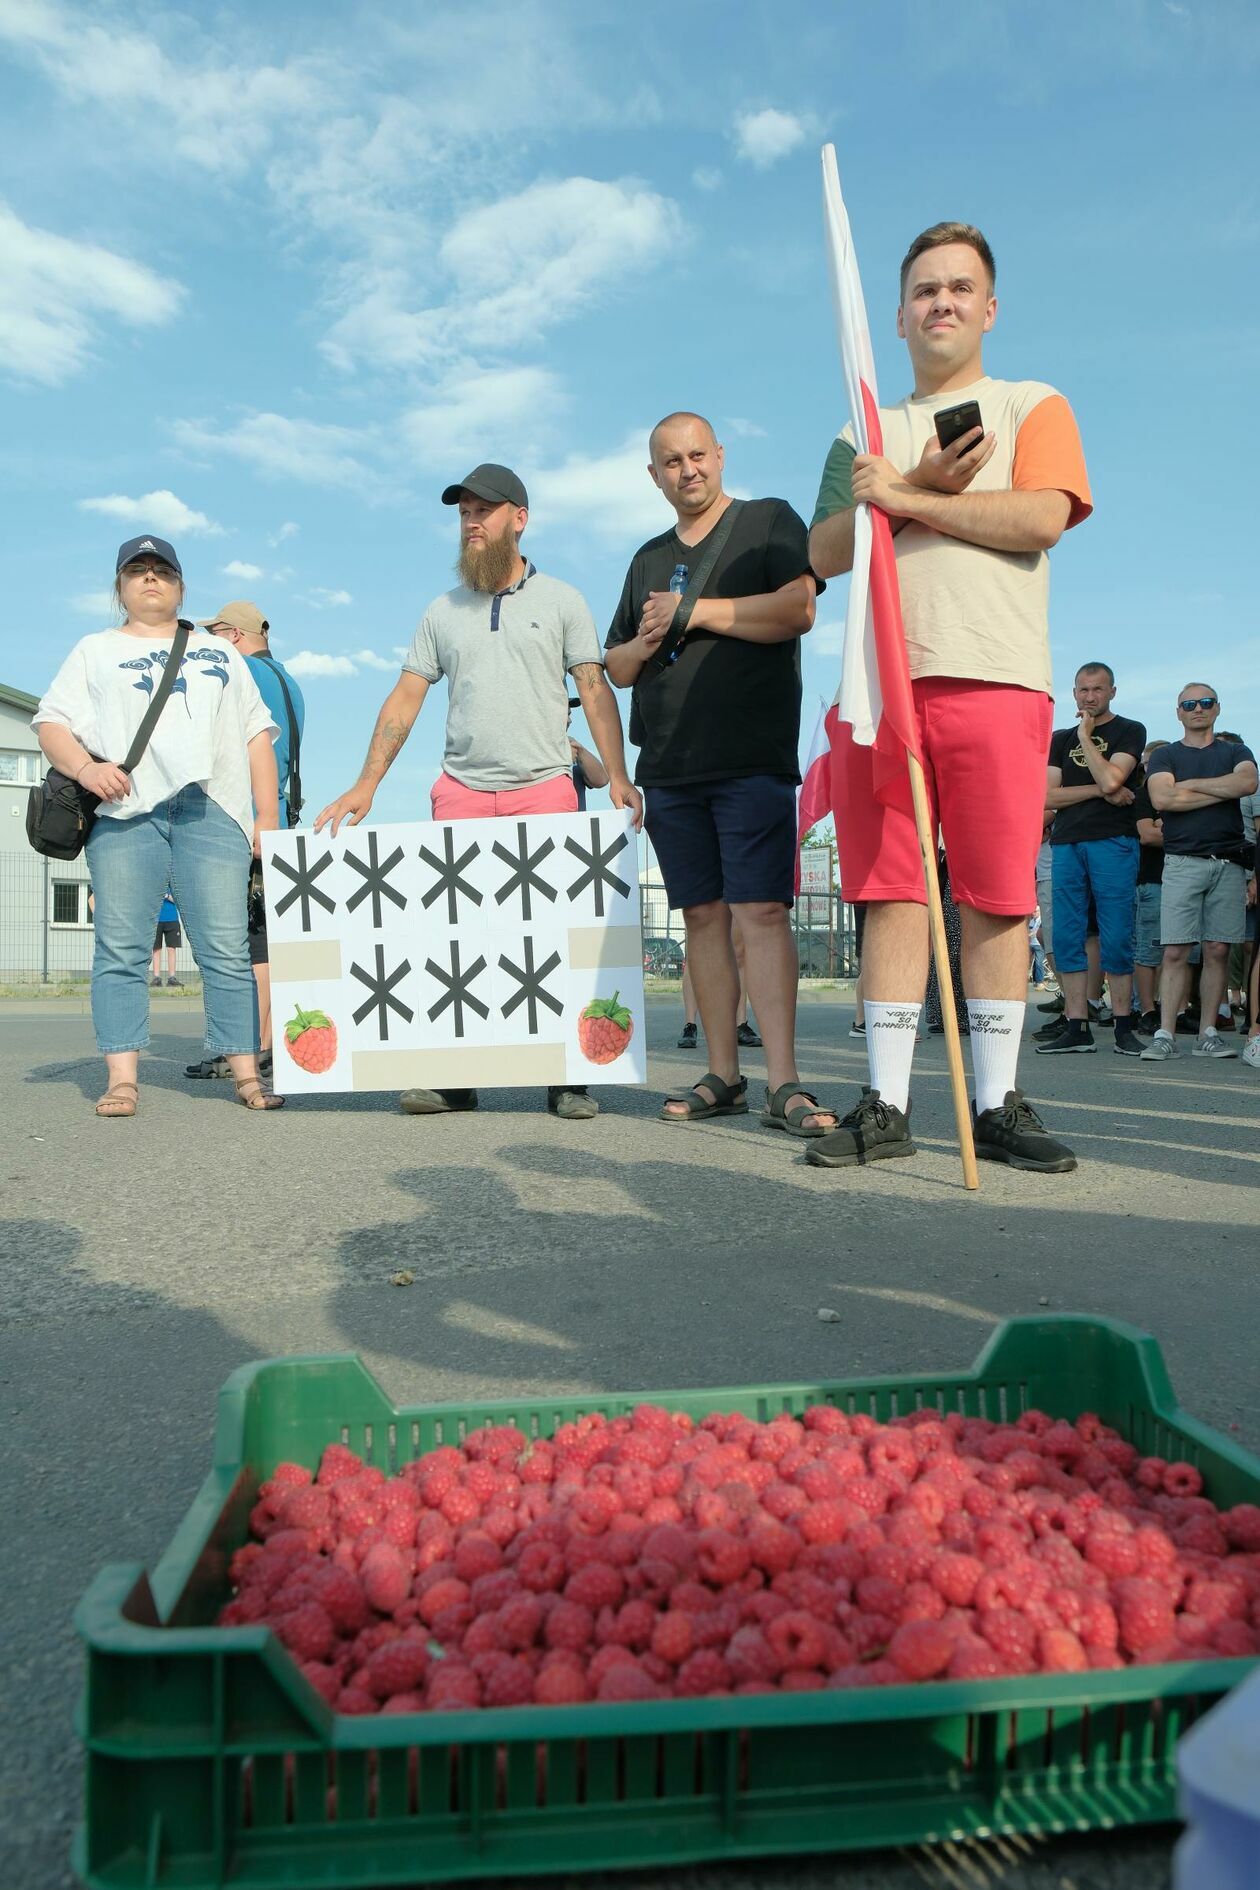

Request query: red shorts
[
  {"left": 834, "top": 677, "right": 1052, "bottom": 916},
  {"left": 430, "top": 771, "right": 579, "bottom": 821}
]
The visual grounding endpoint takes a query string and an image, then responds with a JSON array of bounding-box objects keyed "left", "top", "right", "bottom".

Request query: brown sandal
[
  {"left": 96, "top": 1082, "right": 138, "bottom": 1119},
  {"left": 235, "top": 1078, "right": 285, "bottom": 1111}
]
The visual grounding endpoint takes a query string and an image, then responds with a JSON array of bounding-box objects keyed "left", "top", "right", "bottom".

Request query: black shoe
[
  {"left": 399, "top": 1087, "right": 479, "bottom": 1114},
  {"left": 677, "top": 1021, "right": 698, "bottom": 1049},
  {"left": 1112, "top": 1025, "right": 1148, "bottom": 1056},
  {"left": 736, "top": 1021, "right": 762, "bottom": 1048},
  {"left": 547, "top": 1085, "right": 599, "bottom": 1119},
  {"left": 186, "top": 1055, "right": 232, "bottom": 1079},
  {"left": 259, "top": 1050, "right": 273, "bottom": 1081},
  {"left": 805, "top": 1087, "right": 915, "bottom": 1168},
  {"left": 973, "top": 1090, "right": 1076, "bottom": 1172},
  {"left": 1036, "top": 993, "right": 1065, "bottom": 1014},
  {"left": 166, "top": 975, "right": 182, "bottom": 987},
  {"left": 1176, "top": 1010, "right": 1200, "bottom": 1035},
  {"left": 1034, "top": 1020, "right": 1095, "bottom": 1054},
  {"left": 1089, "top": 1001, "right": 1113, "bottom": 1029},
  {"left": 1139, "top": 1010, "right": 1160, "bottom": 1035},
  {"left": 1033, "top": 1014, "right": 1071, "bottom": 1043},
  {"left": 848, "top": 1020, "right": 866, "bottom": 1040}
]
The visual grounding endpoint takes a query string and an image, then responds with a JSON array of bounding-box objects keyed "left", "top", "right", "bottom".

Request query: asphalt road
[{"left": 2, "top": 992, "right": 1257, "bottom": 1889}]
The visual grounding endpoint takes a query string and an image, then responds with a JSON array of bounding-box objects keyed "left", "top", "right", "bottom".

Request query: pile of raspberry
[{"left": 216, "top": 1402, "right": 1260, "bottom": 1713}]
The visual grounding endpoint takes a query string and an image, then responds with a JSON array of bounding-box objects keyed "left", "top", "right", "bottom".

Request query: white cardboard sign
[{"left": 260, "top": 812, "right": 645, "bottom": 1094}]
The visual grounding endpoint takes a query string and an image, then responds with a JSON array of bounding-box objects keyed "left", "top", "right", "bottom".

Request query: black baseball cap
[
  {"left": 116, "top": 534, "right": 182, "bottom": 577},
  {"left": 441, "top": 463, "right": 529, "bottom": 509}
]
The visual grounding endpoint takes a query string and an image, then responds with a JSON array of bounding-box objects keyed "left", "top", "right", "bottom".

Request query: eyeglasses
[{"left": 1178, "top": 697, "right": 1217, "bottom": 712}]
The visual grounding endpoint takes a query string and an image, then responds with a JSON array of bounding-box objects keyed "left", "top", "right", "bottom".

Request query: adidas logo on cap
[{"left": 138, "top": 539, "right": 156, "bottom": 551}]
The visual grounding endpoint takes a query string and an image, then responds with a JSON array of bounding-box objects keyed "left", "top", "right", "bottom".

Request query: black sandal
[
  {"left": 659, "top": 1072, "right": 748, "bottom": 1123},
  {"left": 761, "top": 1081, "right": 836, "bottom": 1138},
  {"left": 186, "top": 1055, "right": 232, "bottom": 1079}
]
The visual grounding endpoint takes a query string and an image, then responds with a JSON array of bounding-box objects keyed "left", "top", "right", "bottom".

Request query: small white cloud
[
  {"left": 80, "top": 488, "right": 224, "bottom": 536},
  {"left": 351, "top": 648, "right": 398, "bottom": 671},
  {"left": 306, "top": 587, "right": 353, "bottom": 608},
  {"left": 269, "top": 521, "right": 300, "bottom": 545},
  {"left": 531, "top": 434, "right": 674, "bottom": 543},
  {"left": 733, "top": 108, "right": 808, "bottom": 169},
  {"left": 285, "top": 651, "right": 357, "bottom": 679},
  {"left": 692, "top": 166, "right": 723, "bottom": 192},
  {"left": 391, "top": 644, "right": 410, "bottom": 661},
  {"left": 399, "top": 363, "right": 562, "bottom": 470},
  {"left": 172, "top": 413, "right": 368, "bottom": 487},
  {"left": 222, "top": 559, "right": 264, "bottom": 580},
  {"left": 724, "top": 416, "right": 767, "bottom": 439},
  {"left": 71, "top": 590, "right": 115, "bottom": 617}
]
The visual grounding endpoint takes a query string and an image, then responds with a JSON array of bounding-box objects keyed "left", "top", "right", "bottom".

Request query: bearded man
[{"left": 317, "top": 462, "right": 641, "bottom": 1119}]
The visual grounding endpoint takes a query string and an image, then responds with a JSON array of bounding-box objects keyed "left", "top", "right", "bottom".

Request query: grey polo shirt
[{"left": 403, "top": 563, "right": 603, "bottom": 792}]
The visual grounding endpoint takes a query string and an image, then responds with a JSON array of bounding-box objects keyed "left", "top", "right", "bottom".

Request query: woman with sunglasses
[{"left": 32, "top": 536, "right": 284, "bottom": 1116}]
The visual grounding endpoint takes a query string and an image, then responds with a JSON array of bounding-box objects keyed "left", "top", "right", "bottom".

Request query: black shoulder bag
[
  {"left": 253, "top": 655, "right": 304, "bottom": 826},
  {"left": 629, "top": 500, "right": 744, "bottom": 748},
  {"left": 26, "top": 621, "right": 192, "bottom": 861}
]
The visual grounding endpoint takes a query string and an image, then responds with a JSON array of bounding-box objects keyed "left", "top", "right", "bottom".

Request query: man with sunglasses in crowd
[{"left": 1141, "top": 686, "right": 1257, "bottom": 1062}]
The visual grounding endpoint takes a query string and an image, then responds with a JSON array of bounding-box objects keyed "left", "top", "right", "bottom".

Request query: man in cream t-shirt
[{"left": 808, "top": 220, "right": 1093, "bottom": 1174}]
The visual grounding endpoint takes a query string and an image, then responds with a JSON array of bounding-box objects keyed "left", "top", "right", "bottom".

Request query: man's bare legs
[
  {"left": 1135, "top": 960, "right": 1158, "bottom": 1018},
  {"left": 662, "top": 901, "right": 740, "bottom": 1115},
  {"left": 731, "top": 919, "right": 751, "bottom": 1027},
  {"left": 1157, "top": 944, "right": 1189, "bottom": 1037},
  {"left": 731, "top": 900, "right": 832, "bottom": 1128},
  {"left": 680, "top": 964, "right": 697, "bottom": 1027},
  {"left": 861, "top": 902, "right": 930, "bottom": 999},
  {"left": 1197, "top": 940, "right": 1231, "bottom": 1040},
  {"left": 959, "top": 907, "right": 1029, "bottom": 999}
]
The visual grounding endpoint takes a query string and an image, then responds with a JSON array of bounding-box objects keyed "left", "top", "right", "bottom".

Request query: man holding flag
[{"left": 807, "top": 206, "right": 1092, "bottom": 1172}]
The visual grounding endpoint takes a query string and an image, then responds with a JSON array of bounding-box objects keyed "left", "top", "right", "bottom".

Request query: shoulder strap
[
  {"left": 121, "top": 620, "right": 191, "bottom": 774},
  {"left": 254, "top": 655, "right": 302, "bottom": 824},
  {"left": 672, "top": 499, "right": 745, "bottom": 639}
]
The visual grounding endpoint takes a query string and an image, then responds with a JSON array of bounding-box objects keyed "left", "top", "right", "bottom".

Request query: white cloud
[
  {"left": 351, "top": 648, "right": 398, "bottom": 671},
  {"left": 530, "top": 434, "right": 674, "bottom": 543},
  {"left": 399, "top": 363, "right": 562, "bottom": 469},
  {"left": 692, "top": 166, "right": 723, "bottom": 192},
  {"left": 733, "top": 108, "right": 809, "bottom": 169},
  {"left": 222, "top": 560, "right": 264, "bottom": 581},
  {"left": 80, "top": 489, "right": 224, "bottom": 536},
  {"left": 269, "top": 522, "right": 300, "bottom": 545},
  {"left": 71, "top": 590, "right": 114, "bottom": 617},
  {"left": 172, "top": 413, "right": 369, "bottom": 487},
  {"left": 306, "top": 588, "right": 353, "bottom": 608},
  {"left": 285, "top": 651, "right": 357, "bottom": 679},
  {"left": 0, "top": 199, "right": 183, "bottom": 385},
  {"left": 724, "top": 416, "right": 767, "bottom": 439}
]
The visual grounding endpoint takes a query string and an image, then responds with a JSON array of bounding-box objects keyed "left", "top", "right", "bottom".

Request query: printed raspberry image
[
  {"left": 576, "top": 991, "right": 634, "bottom": 1065},
  {"left": 283, "top": 1005, "right": 338, "bottom": 1074}
]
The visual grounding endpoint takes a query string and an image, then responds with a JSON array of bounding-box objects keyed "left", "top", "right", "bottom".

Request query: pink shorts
[
  {"left": 833, "top": 678, "right": 1052, "bottom": 917},
  {"left": 429, "top": 770, "right": 579, "bottom": 822}
]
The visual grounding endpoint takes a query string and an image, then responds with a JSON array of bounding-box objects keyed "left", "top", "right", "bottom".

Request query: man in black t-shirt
[
  {"left": 1039, "top": 662, "right": 1147, "bottom": 1056},
  {"left": 1139, "top": 684, "right": 1257, "bottom": 1061},
  {"left": 605, "top": 411, "right": 836, "bottom": 1138}
]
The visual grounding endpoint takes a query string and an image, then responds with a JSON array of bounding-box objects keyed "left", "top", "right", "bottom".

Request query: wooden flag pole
[{"left": 906, "top": 751, "right": 980, "bottom": 1191}]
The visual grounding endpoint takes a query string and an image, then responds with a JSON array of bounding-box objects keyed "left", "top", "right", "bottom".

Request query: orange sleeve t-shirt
[{"left": 1011, "top": 392, "right": 1092, "bottom": 529}]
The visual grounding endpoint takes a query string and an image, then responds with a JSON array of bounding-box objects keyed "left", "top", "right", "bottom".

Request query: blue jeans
[
  {"left": 86, "top": 787, "right": 257, "bottom": 1055},
  {"left": 1050, "top": 837, "right": 1140, "bottom": 975}
]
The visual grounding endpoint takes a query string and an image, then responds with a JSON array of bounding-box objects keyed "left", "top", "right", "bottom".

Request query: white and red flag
[
  {"left": 795, "top": 696, "right": 831, "bottom": 892},
  {"left": 819, "top": 145, "right": 921, "bottom": 819}
]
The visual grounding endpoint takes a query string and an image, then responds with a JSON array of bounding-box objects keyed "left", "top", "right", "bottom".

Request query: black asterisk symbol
[
  {"left": 418, "top": 827, "right": 482, "bottom": 925},
  {"left": 492, "top": 821, "right": 557, "bottom": 922},
  {"left": 499, "top": 937, "right": 564, "bottom": 1035},
  {"left": 350, "top": 945, "right": 414, "bottom": 1040},
  {"left": 343, "top": 830, "right": 407, "bottom": 927},
  {"left": 425, "top": 940, "right": 490, "bottom": 1038},
  {"left": 270, "top": 834, "right": 336, "bottom": 932},
  {"left": 564, "top": 817, "right": 631, "bottom": 917}
]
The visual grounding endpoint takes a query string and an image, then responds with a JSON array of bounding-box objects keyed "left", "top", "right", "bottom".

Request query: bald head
[
  {"left": 647, "top": 411, "right": 726, "bottom": 522},
  {"left": 648, "top": 411, "right": 718, "bottom": 464}
]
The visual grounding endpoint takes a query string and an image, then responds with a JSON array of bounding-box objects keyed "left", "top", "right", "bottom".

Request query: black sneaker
[
  {"left": 1089, "top": 1000, "right": 1113, "bottom": 1029},
  {"left": 805, "top": 1087, "right": 915, "bottom": 1168},
  {"left": 848, "top": 1019, "right": 866, "bottom": 1040},
  {"left": 1034, "top": 1019, "right": 1096, "bottom": 1054},
  {"left": 166, "top": 975, "right": 182, "bottom": 987},
  {"left": 1139, "top": 1010, "right": 1160, "bottom": 1035},
  {"left": 1176, "top": 1010, "right": 1200, "bottom": 1035},
  {"left": 1112, "top": 1024, "right": 1148, "bottom": 1056},
  {"left": 973, "top": 1091, "right": 1076, "bottom": 1172},
  {"left": 677, "top": 1021, "right": 698, "bottom": 1049},
  {"left": 736, "top": 1021, "right": 762, "bottom": 1048},
  {"left": 1036, "top": 992, "right": 1066, "bottom": 1014},
  {"left": 1033, "top": 1013, "right": 1072, "bottom": 1043}
]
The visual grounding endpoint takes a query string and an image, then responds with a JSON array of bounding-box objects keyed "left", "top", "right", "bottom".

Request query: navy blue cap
[
  {"left": 441, "top": 463, "right": 528, "bottom": 510},
  {"left": 116, "top": 535, "right": 182, "bottom": 577}
]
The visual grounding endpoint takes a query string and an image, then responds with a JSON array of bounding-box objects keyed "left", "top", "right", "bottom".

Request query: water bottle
[{"left": 666, "top": 563, "right": 688, "bottom": 664}]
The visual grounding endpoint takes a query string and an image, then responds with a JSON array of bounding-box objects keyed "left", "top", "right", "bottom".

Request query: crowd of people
[{"left": 32, "top": 217, "right": 1258, "bottom": 1164}]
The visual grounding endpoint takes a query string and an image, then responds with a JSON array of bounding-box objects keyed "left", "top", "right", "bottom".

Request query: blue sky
[{"left": 2, "top": 0, "right": 1257, "bottom": 819}]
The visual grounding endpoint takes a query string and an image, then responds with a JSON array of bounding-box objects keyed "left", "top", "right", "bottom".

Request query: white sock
[
  {"left": 865, "top": 1001, "right": 920, "bottom": 1113},
  {"left": 967, "top": 999, "right": 1026, "bottom": 1114}
]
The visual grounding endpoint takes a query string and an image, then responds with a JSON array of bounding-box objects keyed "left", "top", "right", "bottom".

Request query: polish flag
[
  {"left": 795, "top": 696, "right": 831, "bottom": 893},
  {"left": 819, "top": 145, "right": 921, "bottom": 816}
]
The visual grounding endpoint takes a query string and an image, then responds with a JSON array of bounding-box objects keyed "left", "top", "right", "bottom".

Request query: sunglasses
[{"left": 1178, "top": 696, "right": 1218, "bottom": 712}]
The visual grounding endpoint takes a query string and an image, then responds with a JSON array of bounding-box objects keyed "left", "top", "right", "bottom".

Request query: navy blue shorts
[{"left": 644, "top": 775, "right": 797, "bottom": 909}]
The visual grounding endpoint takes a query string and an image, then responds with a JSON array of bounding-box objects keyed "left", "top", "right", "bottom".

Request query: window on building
[
  {"left": 52, "top": 881, "right": 89, "bottom": 926},
  {"left": 0, "top": 749, "right": 43, "bottom": 785}
]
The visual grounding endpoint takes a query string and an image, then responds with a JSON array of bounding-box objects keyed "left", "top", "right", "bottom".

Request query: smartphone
[{"left": 934, "top": 399, "right": 984, "bottom": 453}]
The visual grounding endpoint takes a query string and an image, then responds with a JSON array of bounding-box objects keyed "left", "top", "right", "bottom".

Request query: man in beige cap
[{"left": 187, "top": 601, "right": 306, "bottom": 1080}]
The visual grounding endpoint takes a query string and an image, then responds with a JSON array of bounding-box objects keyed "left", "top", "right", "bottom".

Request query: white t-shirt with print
[{"left": 33, "top": 628, "right": 278, "bottom": 839}]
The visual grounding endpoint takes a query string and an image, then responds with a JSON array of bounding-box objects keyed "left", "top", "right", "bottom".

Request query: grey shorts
[
  {"left": 1133, "top": 882, "right": 1163, "bottom": 967},
  {"left": 1035, "top": 877, "right": 1053, "bottom": 959},
  {"left": 1158, "top": 854, "right": 1248, "bottom": 947}
]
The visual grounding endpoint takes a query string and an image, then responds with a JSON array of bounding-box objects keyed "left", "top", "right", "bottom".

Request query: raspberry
[
  {"left": 746, "top": 1520, "right": 800, "bottom": 1576},
  {"left": 1162, "top": 1462, "right": 1203, "bottom": 1499},
  {"left": 799, "top": 1500, "right": 856, "bottom": 1546},
  {"left": 279, "top": 1486, "right": 332, "bottom": 1531},
  {"left": 1212, "top": 1620, "right": 1258, "bottom": 1658},
  {"left": 363, "top": 1636, "right": 431, "bottom": 1700},
  {"left": 651, "top": 1611, "right": 695, "bottom": 1666},
  {"left": 597, "top": 1662, "right": 661, "bottom": 1702},
  {"left": 1084, "top": 1526, "right": 1140, "bottom": 1579},
  {"left": 380, "top": 1690, "right": 426, "bottom": 1714},
  {"left": 453, "top": 1534, "right": 502, "bottom": 1583},
  {"left": 544, "top": 1600, "right": 594, "bottom": 1653},
  {"left": 427, "top": 1662, "right": 482, "bottom": 1710},
  {"left": 518, "top": 1541, "right": 566, "bottom": 1592},
  {"left": 979, "top": 1609, "right": 1037, "bottom": 1671},
  {"left": 1038, "top": 1629, "right": 1088, "bottom": 1672},
  {"left": 418, "top": 1578, "right": 470, "bottom": 1627},
  {"left": 565, "top": 1563, "right": 624, "bottom": 1610},
  {"left": 676, "top": 1649, "right": 732, "bottom": 1695},
  {"left": 948, "top": 1638, "right": 1006, "bottom": 1680},
  {"left": 535, "top": 1663, "right": 590, "bottom": 1704},
  {"left": 476, "top": 1653, "right": 536, "bottom": 1707},
  {"left": 360, "top": 1545, "right": 409, "bottom": 1615},
  {"left": 762, "top": 1480, "right": 809, "bottom": 1522},
  {"left": 1114, "top": 1578, "right": 1177, "bottom": 1655},
  {"left": 497, "top": 1595, "right": 544, "bottom": 1650},
  {"left": 929, "top": 1553, "right": 984, "bottom": 1607},
  {"left": 766, "top": 1611, "right": 828, "bottom": 1669},
  {"left": 284, "top": 1005, "right": 338, "bottom": 1073},
  {"left": 1176, "top": 1515, "right": 1229, "bottom": 1558},
  {"left": 695, "top": 1528, "right": 751, "bottom": 1586},
  {"left": 726, "top": 1626, "right": 780, "bottom": 1684},
  {"left": 336, "top": 1686, "right": 379, "bottom": 1715},
  {"left": 274, "top": 1602, "right": 334, "bottom": 1663},
  {"left": 309, "top": 1565, "right": 370, "bottom": 1635},
  {"left": 855, "top": 1576, "right": 903, "bottom": 1618},
  {"left": 888, "top": 1620, "right": 953, "bottom": 1681},
  {"left": 1078, "top": 1596, "right": 1119, "bottom": 1650},
  {"left": 441, "top": 1487, "right": 482, "bottom": 1528},
  {"left": 1223, "top": 1504, "right": 1260, "bottom": 1552},
  {"left": 898, "top": 1581, "right": 946, "bottom": 1624}
]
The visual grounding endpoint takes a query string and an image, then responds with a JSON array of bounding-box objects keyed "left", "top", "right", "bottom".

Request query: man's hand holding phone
[{"left": 910, "top": 409, "right": 995, "bottom": 495}]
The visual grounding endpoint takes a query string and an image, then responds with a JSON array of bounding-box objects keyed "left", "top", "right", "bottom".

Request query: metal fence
[{"left": 640, "top": 889, "right": 859, "bottom": 981}]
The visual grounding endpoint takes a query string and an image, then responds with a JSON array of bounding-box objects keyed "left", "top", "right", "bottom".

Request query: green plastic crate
[{"left": 74, "top": 1315, "right": 1260, "bottom": 1889}]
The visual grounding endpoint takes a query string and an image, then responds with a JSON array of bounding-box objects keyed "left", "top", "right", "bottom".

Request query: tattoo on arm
[
  {"left": 364, "top": 715, "right": 409, "bottom": 779},
  {"left": 570, "top": 662, "right": 605, "bottom": 695}
]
